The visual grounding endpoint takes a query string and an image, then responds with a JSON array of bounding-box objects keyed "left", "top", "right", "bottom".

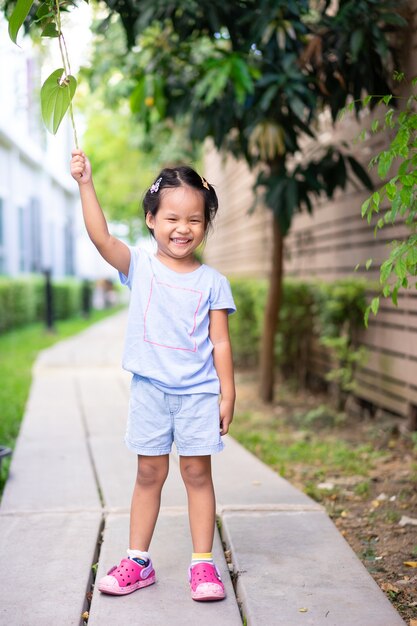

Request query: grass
[
  {"left": 232, "top": 409, "right": 383, "bottom": 488},
  {"left": 0, "top": 307, "right": 124, "bottom": 493}
]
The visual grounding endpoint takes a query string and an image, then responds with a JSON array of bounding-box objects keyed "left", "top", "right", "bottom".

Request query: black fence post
[
  {"left": 43, "top": 269, "right": 54, "bottom": 332},
  {"left": 82, "top": 279, "right": 91, "bottom": 318}
]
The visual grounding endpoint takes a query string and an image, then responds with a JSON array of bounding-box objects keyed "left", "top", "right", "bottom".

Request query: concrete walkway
[{"left": 0, "top": 311, "right": 405, "bottom": 626}]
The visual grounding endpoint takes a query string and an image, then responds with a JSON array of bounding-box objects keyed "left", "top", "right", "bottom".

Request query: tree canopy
[{"left": 3, "top": 0, "right": 408, "bottom": 400}]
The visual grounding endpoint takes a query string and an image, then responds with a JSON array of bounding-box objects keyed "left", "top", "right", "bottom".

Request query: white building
[{"left": 0, "top": 15, "right": 113, "bottom": 280}]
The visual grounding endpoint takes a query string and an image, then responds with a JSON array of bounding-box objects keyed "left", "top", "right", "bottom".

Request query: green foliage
[
  {"left": 6, "top": 0, "right": 78, "bottom": 141},
  {"left": 228, "top": 279, "right": 267, "bottom": 366},
  {"left": 0, "top": 276, "right": 94, "bottom": 333},
  {"left": 274, "top": 279, "right": 314, "bottom": 379},
  {"left": 77, "top": 16, "right": 201, "bottom": 227},
  {"left": 354, "top": 76, "right": 417, "bottom": 324},
  {"left": 74, "top": 0, "right": 404, "bottom": 235},
  {"left": 229, "top": 275, "right": 367, "bottom": 393},
  {"left": 313, "top": 278, "right": 368, "bottom": 400},
  {"left": 0, "top": 276, "right": 43, "bottom": 333}
]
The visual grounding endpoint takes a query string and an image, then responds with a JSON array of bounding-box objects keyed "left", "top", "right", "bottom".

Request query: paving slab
[
  {"left": 35, "top": 314, "right": 126, "bottom": 369},
  {"left": 212, "top": 435, "right": 317, "bottom": 509},
  {"left": 221, "top": 510, "right": 406, "bottom": 626},
  {"left": 0, "top": 511, "right": 102, "bottom": 625},
  {"left": 88, "top": 512, "right": 242, "bottom": 626}
]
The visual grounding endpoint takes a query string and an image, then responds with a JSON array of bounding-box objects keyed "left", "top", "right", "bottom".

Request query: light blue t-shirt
[{"left": 119, "top": 247, "right": 236, "bottom": 395}]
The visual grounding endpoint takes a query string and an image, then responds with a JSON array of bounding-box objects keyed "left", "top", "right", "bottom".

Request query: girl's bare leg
[
  {"left": 179, "top": 455, "right": 215, "bottom": 553},
  {"left": 129, "top": 454, "right": 169, "bottom": 550}
]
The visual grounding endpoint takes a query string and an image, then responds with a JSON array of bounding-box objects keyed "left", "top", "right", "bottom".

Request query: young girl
[{"left": 70, "top": 150, "right": 236, "bottom": 602}]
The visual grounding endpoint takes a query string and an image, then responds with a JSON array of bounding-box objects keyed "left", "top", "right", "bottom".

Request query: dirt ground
[{"left": 234, "top": 371, "right": 417, "bottom": 625}]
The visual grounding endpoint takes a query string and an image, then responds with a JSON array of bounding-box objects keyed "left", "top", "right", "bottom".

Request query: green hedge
[
  {"left": 0, "top": 276, "right": 93, "bottom": 334},
  {"left": 229, "top": 276, "right": 367, "bottom": 375}
]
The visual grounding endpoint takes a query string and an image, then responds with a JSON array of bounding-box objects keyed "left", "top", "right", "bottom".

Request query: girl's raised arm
[{"left": 71, "top": 150, "right": 131, "bottom": 277}]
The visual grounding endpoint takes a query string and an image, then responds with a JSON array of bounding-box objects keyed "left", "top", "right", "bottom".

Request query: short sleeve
[
  {"left": 118, "top": 246, "right": 139, "bottom": 289},
  {"left": 209, "top": 274, "right": 236, "bottom": 315}
]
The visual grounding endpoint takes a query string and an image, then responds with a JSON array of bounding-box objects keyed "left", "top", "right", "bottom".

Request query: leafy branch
[
  {"left": 341, "top": 73, "right": 417, "bottom": 325},
  {"left": 8, "top": 0, "right": 79, "bottom": 145}
]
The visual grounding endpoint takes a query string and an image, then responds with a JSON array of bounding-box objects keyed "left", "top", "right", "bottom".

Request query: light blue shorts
[{"left": 125, "top": 375, "right": 225, "bottom": 456}]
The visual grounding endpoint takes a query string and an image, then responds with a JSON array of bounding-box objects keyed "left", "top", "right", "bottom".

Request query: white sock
[{"left": 127, "top": 548, "right": 150, "bottom": 562}]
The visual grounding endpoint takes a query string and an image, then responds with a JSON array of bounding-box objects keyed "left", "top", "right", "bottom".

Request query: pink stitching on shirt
[{"left": 144, "top": 277, "right": 203, "bottom": 352}]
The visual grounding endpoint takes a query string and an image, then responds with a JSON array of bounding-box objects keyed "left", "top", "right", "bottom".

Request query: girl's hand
[
  {"left": 219, "top": 398, "right": 234, "bottom": 435},
  {"left": 70, "top": 150, "right": 92, "bottom": 184}
]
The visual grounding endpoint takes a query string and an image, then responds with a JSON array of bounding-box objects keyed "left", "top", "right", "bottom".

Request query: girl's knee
[
  {"left": 136, "top": 455, "right": 169, "bottom": 488},
  {"left": 180, "top": 457, "right": 212, "bottom": 489}
]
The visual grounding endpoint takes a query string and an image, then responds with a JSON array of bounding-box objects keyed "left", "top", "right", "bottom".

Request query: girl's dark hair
[{"left": 143, "top": 166, "right": 218, "bottom": 233}]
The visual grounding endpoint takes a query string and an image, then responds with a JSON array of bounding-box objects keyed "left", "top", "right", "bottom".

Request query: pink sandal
[
  {"left": 98, "top": 558, "right": 156, "bottom": 595},
  {"left": 189, "top": 562, "right": 226, "bottom": 601}
]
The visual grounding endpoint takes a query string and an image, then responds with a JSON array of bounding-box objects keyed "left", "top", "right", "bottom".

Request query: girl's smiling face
[{"left": 145, "top": 185, "right": 206, "bottom": 268}]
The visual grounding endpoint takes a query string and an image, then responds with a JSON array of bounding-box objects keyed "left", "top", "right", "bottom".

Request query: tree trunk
[{"left": 259, "top": 218, "right": 284, "bottom": 403}]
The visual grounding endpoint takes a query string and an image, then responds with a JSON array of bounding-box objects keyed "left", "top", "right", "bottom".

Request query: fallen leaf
[
  {"left": 82, "top": 611, "right": 89, "bottom": 620},
  {"left": 409, "top": 619, "right": 417, "bottom": 626},
  {"left": 381, "top": 582, "right": 399, "bottom": 593},
  {"left": 299, "top": 608, "right": 308, "bottom": 612},
  {"left": 371, "top": 499, "right": 380, "bottom": 508},
  {"left": 403, "top": 561, "right": 417, "bottom": 568},
  {"left": 399, "top": 515, "right": 417, "bottom": 527}
]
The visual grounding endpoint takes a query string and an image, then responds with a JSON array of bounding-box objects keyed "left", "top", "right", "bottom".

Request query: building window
[
  {"left": 0, "top": 199, "right": 5, "bottom": 274},
  {"left": 64, "top": 218, "right": 74, "bottom": 275},
  {"left": 29, "top": 197, "right": 42, "bottom": 272},
  {"left": 18, "top": 206, "right": 27, "bottom": 272}
]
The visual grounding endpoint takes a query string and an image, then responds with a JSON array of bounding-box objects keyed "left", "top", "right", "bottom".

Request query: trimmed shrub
[
  {"left": 0, "top": 275, "right": 94, "bottom": 334},
  {"left": 228, "top": 276, "right": 367, "bottom": 383},
  {"left": 228, "top": 278, "right": 267, "bottom": 366}
]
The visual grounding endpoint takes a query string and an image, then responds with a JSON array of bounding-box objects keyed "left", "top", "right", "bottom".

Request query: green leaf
[
  {"left": 350, "top": 30, "right": 364, "bottom": 62},
  {"left": 41, "top": 22, "right": 60, "bottom": 38},
  {"left": 380, "top": 260, "right": 392, "bottom": 283},
  {"left": 8, "top": 0, "right": 34, "bottom": 44},
  {"left": 394, "top": 257, "right": 407, "bottom": 280},
  {"left": 371, "top": 119, "right": 379, "bottom": 133},
  {"left": 361, "top": 197, "right": 370, "bottom": 217},
  {"left": 371, "top": 191, "right": 380, "bottom": 210},
  {"left": 385, "top": 180, "right": 396, "bottom": 200},
  {"left": 41, "top": 69, "right": 77, "bottom": 135},
  {"left": 371, "top": 297, "right": 379, "bottom": 316},
  {"left": 377, "top": 151, "right": 393, "bottom": 179},
  {"left": 407, "top": 246, "right": 417, "bottom": 265},
  {"left": 35, "top": 2, "right": 53, "bottom": 20},
  {"left": 365, "top": 258, "right": 373, "bottom": 270},
  {"left": 379, "top": 13, "right": 407, "bottom": 27}
]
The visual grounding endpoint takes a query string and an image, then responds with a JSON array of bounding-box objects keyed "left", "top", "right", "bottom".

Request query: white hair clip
[{"left": 150, "top": 177, "right": 162, "bottom": 193}]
